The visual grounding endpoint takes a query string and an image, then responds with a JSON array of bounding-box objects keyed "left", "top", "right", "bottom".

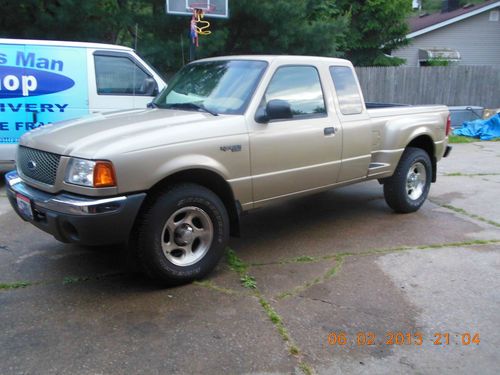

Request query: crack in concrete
[
  {"left": 271, "top": 239, "right": 500, "bottom": 301},
  {"left": 193, "top": 280, "right": 250, "bottom": 297},
  {"left": 297, "top": 295, "right": 404, "bottom": 322},
  {"left": 224, "top": 248, "right": 317, "bottom": 375},
  {"left": 0, "top": 271, "right": 128, "bottom": 292},
  {"left": 443, "top": 172, "right": 500, "bottom": 177},
  {"left": 430, "top": 199, "right": 500, "bottom": 228},
  {"left": 251, "top": 239, "right": 500, "bottom": 268},
  {"left": 276, "top": 256, "right": 345, "bottom": 300}
]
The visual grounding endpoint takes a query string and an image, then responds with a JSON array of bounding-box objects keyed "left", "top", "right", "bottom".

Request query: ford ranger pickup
[{"left": 5, "top": 55, "right": 452, "bottom": 284}]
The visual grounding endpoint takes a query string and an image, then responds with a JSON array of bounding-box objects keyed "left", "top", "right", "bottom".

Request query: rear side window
[
  {"left": 94, "top": 55, "right": 150, "bottom": 95},
  {"left": 329, "top": 66, "right": 363, "bottom": 115},
  {"left": 262, "top": 65, "right": 326, "bottom": 118}
]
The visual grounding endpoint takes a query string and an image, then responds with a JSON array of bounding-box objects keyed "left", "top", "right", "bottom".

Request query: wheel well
[
  {"left": 407, "top": 135, "right": 437, "bottom": 182},
  {"left": 147, "top": 169, "right": 241, "bottom": 236}
]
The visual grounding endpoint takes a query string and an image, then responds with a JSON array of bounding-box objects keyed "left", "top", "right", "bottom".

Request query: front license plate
[{"left": 16, "top": 193, "right": 34, "bottom": 220}]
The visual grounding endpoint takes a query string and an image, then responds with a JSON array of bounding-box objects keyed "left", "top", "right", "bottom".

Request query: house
[{"left": 392, "top": 0, "right": 500, "bottom": 66}]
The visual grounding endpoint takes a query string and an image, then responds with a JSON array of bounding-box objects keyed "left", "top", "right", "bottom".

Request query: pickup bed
[{"left": 5, "top": 55, "right": 452, "bottom": 284}]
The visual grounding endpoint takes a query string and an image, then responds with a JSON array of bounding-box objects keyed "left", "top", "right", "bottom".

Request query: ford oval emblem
[{"left": 27, "top": 160, "right": 37, "bottom": 171}]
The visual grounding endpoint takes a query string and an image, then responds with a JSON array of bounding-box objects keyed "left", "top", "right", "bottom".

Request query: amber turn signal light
[{"left": 93, "top": 161, "right": 116, "bottom": 187}]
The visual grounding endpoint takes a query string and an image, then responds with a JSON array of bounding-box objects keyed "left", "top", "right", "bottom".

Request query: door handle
[{"left": 324, "top": 127, "right": 336, "bottom": 136}]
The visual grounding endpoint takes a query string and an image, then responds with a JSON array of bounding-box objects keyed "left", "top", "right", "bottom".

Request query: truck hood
[{"left": 20, "top": 108, "right": 246, "bottom": 159}]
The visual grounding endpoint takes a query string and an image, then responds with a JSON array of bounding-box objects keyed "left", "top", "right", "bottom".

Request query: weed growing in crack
[
  {"left": 226, "top": 248, "right": 248, "bottom": 274},
  {"left": 240, "top": 274, "right": 257, "bottom": 289},
  {"left": 0, "top": 281, "right": 32, "bottom": 290},
  {"left": 62, "top": 276, "right": 90, "bottom": 285},
  {"left": 298, "top": 361, "right": 315, "bottom": 375},
  {"left": 439, "top": 203, "right": 500, "bottom": 228}
]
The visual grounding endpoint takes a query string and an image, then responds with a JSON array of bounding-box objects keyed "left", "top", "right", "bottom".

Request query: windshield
[{"left": 154, "top": 60, "right": 268, "bottom": 115}]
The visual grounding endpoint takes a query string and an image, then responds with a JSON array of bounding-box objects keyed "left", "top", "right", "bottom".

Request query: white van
[{"left": 0, "top": 39, "right": 167, "bottom": 171}]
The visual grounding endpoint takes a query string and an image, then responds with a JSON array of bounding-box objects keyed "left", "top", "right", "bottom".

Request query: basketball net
[{"left": 190, "top": 8, "right": 211, "bottom": 47}]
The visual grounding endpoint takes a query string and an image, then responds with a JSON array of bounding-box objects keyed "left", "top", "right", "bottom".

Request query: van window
[
  {"left": 262, "top": 66, "right": 326, "bottom": 118},
  {"left": 94, "top": 55, "right": 151, "bottom": 95},
  {"left": 329, "top": 66, "right": 363, "bottom": 115}
]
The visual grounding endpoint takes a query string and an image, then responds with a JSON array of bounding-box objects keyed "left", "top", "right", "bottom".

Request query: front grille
[{"left": 18, "top": 146, "right": 61, "bottom": 185}]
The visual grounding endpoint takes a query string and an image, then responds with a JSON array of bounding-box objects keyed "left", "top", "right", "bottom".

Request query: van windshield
[{"left": 154, "top": 60, "right": 267, "bottom": 115}]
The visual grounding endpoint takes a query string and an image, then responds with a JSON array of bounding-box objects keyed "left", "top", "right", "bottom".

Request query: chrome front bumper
[{"left": 5, "top": 170, "right": 146, "bottom": 245}]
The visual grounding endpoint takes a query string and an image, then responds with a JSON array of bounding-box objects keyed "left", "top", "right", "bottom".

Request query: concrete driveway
[{"left": 1, "top": 142, "right": 499, "bottom": 375}]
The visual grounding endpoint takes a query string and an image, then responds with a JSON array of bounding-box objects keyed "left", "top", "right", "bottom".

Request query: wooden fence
[{"left": 355, "top": 66, "right": 500, "bottom": 108}]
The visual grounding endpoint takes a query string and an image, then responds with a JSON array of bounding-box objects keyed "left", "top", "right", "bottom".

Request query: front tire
[
  {"left": 383, "top": 147, "right": 432, "bottom": 213},
  {"left": 135, "top": 183, "right": 229, "bottom": 284}
]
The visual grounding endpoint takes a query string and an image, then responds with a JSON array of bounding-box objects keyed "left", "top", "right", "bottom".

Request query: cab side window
[
  {"left": 329, "top": 66, "right": 363, "bottom": 115},
  {"left": 262, "top": 66, "right": 326, "bottom": 118},
  {"left": 94, "top": 54, "right": 151, "bottom": 95}
]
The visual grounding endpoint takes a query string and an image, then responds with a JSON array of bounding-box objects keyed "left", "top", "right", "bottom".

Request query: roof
[
  {"left": 0, "top": 38, "right": 133, "bottom": 51},
  {"left": 196, "top": 55, "right": 352, "bottom": 66},
  {"left": 407, "top": 0, "right": 500, "bottom": 38}
]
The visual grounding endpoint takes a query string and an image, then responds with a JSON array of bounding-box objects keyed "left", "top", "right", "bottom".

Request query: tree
[
  {"left": 336, "top": 0, "right": 412, "bottom": 66},
  {"left": 0, "top": 0, "right": 410, "bottom": 71},
  {"left": 0, "top": 0, "right": 134, "bottom": 43}
]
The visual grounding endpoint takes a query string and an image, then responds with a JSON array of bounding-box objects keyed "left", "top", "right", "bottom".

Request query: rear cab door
[
  {"left": 87, "top": 49, "right": 166, "bottom": 113},
  {"left": 328, "top": 64, "right": 372, "bottom": 182}
]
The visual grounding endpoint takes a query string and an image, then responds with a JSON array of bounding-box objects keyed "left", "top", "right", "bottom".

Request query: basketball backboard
[{"left": 166, "top": 0, "right": 229, "bottom": 18}]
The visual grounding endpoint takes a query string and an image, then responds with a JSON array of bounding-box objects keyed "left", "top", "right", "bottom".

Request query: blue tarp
[{"left": 453, "top": 113, "right": 500, "bottom": 140}]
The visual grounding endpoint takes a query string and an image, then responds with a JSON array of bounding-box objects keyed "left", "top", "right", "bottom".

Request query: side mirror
[
  {"left": 255, "top": 99, "right": 293, "bottom": 123},
  {"left": 141, "top": 77, "right": 158, "bottom": 96}
]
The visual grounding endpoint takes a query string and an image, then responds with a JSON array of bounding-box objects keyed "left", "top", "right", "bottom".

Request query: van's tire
[
  {"left": 135, "top": 183, "right": 229, "bottom": 285},
  {"left": 383, "top": 147, "right": 432, "bottom": 213}
]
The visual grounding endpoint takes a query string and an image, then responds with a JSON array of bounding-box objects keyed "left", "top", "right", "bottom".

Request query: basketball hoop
[
  {"left": 187, "top": 2, "right": 216, "bottom": 14},
  {"left": 166, "top": 0, "right": 228, "bottom": 61}
]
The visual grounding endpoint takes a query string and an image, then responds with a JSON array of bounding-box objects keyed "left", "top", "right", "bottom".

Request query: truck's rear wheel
[
  {"left": 136, "top": 183, "right": 229, "bottom": 284},
  {"left": 383, "top": 147, "right": 432, "bottom": 213}
]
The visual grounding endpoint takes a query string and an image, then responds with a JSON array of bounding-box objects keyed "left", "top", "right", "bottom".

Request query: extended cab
[{"left": 5, "top": 55, "right": 452, "bottom": 284}]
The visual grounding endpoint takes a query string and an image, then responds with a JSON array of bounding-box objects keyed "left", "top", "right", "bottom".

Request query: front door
[{"left": 249, "top": 65, "right": 342, "bottom": 204}]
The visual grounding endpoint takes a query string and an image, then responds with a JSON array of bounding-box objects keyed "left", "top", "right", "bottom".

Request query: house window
[{"left": 489, "top": 10, "right": 499, "bottom": 22}]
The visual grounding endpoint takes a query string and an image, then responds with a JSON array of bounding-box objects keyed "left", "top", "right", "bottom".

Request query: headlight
[{"left": 65, "top": 158, "right": 116, "bottom": 188}]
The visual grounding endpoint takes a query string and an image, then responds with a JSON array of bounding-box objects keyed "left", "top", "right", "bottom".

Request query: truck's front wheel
[
  {"left": 136, "top": 183, "right": 229, "bottom": 284},
  {"left": 383, "top": 147, "right": 432, "bottom": 213}
]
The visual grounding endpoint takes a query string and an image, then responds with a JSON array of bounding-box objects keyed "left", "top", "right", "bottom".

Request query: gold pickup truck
[{"left": 5, "top": 55, "right": 452, "bottom": 284}]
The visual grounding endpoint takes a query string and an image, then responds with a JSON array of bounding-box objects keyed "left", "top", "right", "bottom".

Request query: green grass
[
  {"left": 444, "top": 172, "right": 500, "bottom": 177},
  {"left": 449, "top": 134, "right": 500, "bottom": 143},
  {"left": 226, "top": 248, "right": 248, "bottom": 274},
  {"left": 225, "top": 248, "right": 259, "bottom": 289},
  {"left": 0, "top": 281, "right": 32, "bottom": 290},
  {"left": 448, "top": 135, "right": 477, "bottom": 143},
  {"left": 291, "top": 255, "right": 317, "bottom": 263},
  {"left": 259, "top": 296, "right": 291, "bottom": 342},
  {"left": 240, "top": 274, "right": 257, "bottom": 289},
  {"left": 298, "top": 361, "right": 315, "bottom": 375},
  {"left": 194, "top": 280, "right": 240, "bottom": 295}
]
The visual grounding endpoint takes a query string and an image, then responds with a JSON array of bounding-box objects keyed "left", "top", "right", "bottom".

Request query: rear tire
[
  {"left": 383, "top": 147, "right": 432, "bottom": 213},
  {"left": 135, "top": 183, "right": 229, "bottom": 285}
]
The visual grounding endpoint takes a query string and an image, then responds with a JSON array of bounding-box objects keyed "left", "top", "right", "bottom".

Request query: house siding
[{"left": 393, "top": 9, "right": 500, "bottom": 66}]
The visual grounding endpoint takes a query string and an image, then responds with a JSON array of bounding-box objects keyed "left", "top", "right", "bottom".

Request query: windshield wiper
[{"left": 165, "top": 102, "right": 218, "bottom": 116}]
